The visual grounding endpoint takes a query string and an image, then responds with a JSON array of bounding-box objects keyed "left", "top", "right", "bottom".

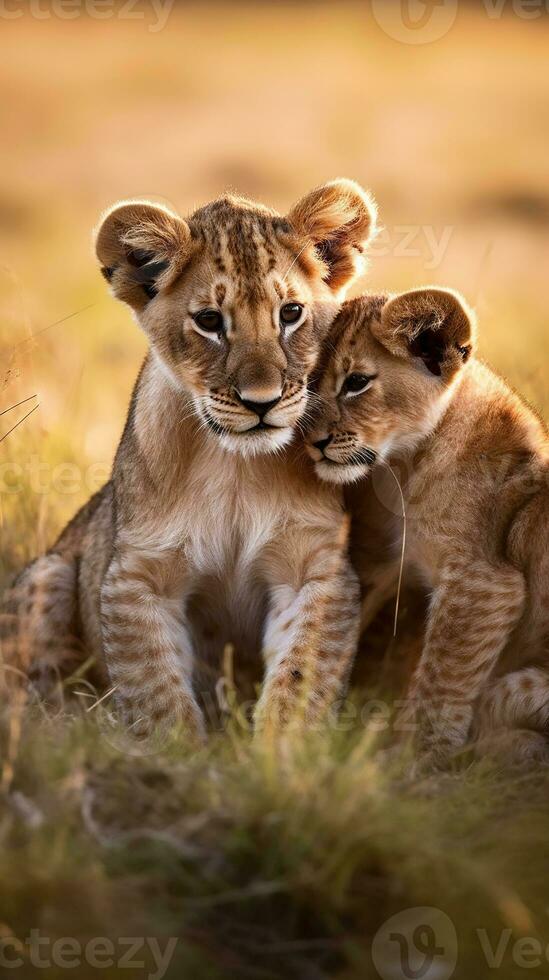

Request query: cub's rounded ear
[
  {"left": 95, "top": 200, "right": 192, "bottom": 312},
  {"left": 373, "top": 287, "right": 476, "bottom": 381},
  {"left": 286, "top": 179, "right": 377, "bottom": 295}
]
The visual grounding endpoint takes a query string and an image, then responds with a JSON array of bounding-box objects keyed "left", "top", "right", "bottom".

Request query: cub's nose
[
  {"left": 313, "top": 435, "right": 333, "bottom": 453},
  {"left": 237, "top": 392, "right": 282, "bottom": 418}
]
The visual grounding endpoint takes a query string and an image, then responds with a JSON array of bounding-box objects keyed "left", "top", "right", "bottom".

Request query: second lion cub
[{"left": 307, "top": 287, "right": 549, "bottom": 765}]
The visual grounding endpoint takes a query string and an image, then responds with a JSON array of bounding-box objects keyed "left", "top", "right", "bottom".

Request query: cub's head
[
  {"left": 95, "top": 181, "right": 376, "bottom": 456},
  {"left": 307, "top": 287, "right": 476, "bottom": 483}
]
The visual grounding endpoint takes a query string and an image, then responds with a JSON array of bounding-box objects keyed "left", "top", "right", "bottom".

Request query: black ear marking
[
  {"left": 408, "top": 325, "right": 446, "bottom": 377},
  {"left": 125, "top": 248, "right": 169, "bottom": 301},
  {"left": 315, "top": 239, "right": 336, "bottom": 268},
  {"left": 126, "top": 248, "right": 155, "bottom": 267},
  {"left": 132, "top": 260, "right": 169, "bottom": 284}
]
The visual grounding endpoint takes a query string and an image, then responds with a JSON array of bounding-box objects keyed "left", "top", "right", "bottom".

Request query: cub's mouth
[
  {"left": 200, "top": 386, "right": 309, "bottom": 457},
  {"left": 308, "top": 445, "right": 378, "bottom": 485},
  {"left": 203, "top": 411, "right": 295, "bottom": 456},
  {"left": 249, "top": 420, "right": 277, "bottom": 432}
]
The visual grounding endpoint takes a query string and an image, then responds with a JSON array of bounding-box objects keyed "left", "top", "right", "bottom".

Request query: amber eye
[
  {"left": 344, "top": 373, "right": 377, "bottom": 396},
  {"left": 280, "top": 302, "right": 304, "bottom": 328},
  {"left": 193, "top": 309, "right": 224, "bottom": 334}
]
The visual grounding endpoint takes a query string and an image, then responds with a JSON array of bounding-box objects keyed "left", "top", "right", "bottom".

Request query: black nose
[
  {"left": 238, "top": 396, "right": 281, "bottom": 418},
  {"left": 313, "top": 435, "right": 332, "bottom": 453}
]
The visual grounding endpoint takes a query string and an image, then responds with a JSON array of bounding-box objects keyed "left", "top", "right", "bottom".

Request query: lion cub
[
  {"left": 2, "top": 181, "right": 377, "bottom": 741},
  {"left": 307, "top": 288, "right": 549, "bottom": 763}
]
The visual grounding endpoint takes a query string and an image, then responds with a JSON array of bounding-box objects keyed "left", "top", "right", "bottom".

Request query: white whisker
[
  {"left": 379, "top": 460, "right": 407, "bottom": 637},
  {"left": 282, "top": 240, "right": 311, "bottom": 283}
]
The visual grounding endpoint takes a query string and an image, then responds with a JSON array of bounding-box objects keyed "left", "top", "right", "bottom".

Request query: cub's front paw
[
  {"left": 254, "top": 694, "right": 287, "bottom": 736},
  {"left": 254, "top": 684, "right": 305, "bottom": 737},
  {"left": 116, "top": 689, "right": 207, "bottom": 747}
]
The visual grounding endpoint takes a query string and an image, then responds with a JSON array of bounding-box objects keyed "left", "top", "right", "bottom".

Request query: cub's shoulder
[{"left": 455, "top": 360, "right": 547, "bottom": 459}]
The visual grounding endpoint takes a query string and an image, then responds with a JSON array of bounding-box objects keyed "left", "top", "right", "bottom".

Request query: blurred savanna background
[{"left": 1, "top": 3, "right": 549, "bottom": 978}]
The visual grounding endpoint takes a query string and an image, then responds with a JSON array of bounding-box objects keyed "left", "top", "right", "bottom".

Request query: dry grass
[{"left": 1, "top": 5, "right": 549, "bottom": 977}]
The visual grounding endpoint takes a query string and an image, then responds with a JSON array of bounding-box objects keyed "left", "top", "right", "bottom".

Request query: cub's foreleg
[
  {"left": 100, "top": 546, "right": 205, "bottom": 741},
  {"left": 255, "top": 527, "right": 360, "bottom": 734},
  {"left": 404, "top": 560, "right": 526, "bottom": 764}
]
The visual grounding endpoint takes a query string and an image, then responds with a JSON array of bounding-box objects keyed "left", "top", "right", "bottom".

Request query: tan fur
[
  {"left": 307, "top": 288, "right": 549, "bottom": 765},
  {"left": 2, "top": 181, "right": 376, "bottom": 738}
]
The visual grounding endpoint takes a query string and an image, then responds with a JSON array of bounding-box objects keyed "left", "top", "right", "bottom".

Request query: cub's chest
[{"left": 180, "top": 473, "right": 285, "bottom": 580}]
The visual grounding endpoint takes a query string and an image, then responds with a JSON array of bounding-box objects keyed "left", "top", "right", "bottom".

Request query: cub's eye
[
  {"left": 193, "top": 309, "right": 224, "bottom": 334},
  {"left": 280, "top": 302, "right": 304, "bottom": 328},
  {"left": 343, "top": 373, "right": 377, "bottom": 396}
]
